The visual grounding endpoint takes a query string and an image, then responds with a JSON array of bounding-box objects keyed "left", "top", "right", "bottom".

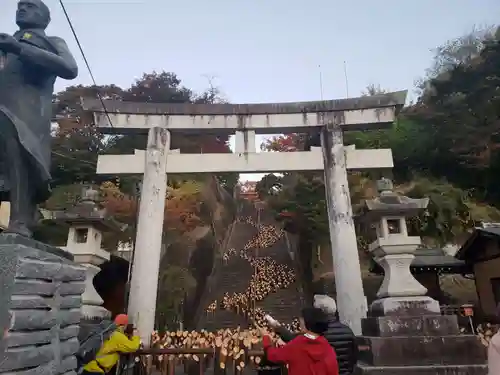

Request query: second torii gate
[{"left": 82, "top": 91, "right": 406, "bottom": 342}]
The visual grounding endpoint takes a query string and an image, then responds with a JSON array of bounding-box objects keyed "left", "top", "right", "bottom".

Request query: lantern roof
[
  {"left": 47, "top": 186, "right": 121, "bottom": 232},
  {"left": 360, "top": 178, "right": 429, "bottom": 222}
]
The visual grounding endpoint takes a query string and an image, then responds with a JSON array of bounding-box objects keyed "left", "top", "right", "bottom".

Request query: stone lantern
[
  {"left": 52, "top": 186, "right": 120, "bottom": 320},
  {"left": 356, "top": 178, "right": 487, "bottom": 374},
  {"left": 360, "top": 178, "right": 439, "bottom": 316}
]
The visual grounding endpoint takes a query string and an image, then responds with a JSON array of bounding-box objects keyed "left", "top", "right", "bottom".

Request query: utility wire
[
  {"left": 58, "top": 0, "right": 115, "bottom": 130},
  {"left": 51, "top": 0, "right": 119, "bottom": 168},
  {"left": 52, "top": 150, "right": 97, "bottom": 167}
]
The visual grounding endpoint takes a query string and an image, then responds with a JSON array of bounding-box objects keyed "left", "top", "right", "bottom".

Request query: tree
[
  {"left": 51, "top": 85, "right": 125, "bottom": 188},
  {"left": 164, "top": 181, "right": 203, "bottom": 235},
  {"left": 124, "top": 72, "right": 193, "bottom": 104},
  {"left": 415, "top": 25, "right": 497, "bottom": 94},
  {"left": 362, "top": 84, "right": 387, "bottom": 96},
  {"left": 261, "top": 134, "right": 301, "bottom": 152},
  {"left": 156, "top": 265, "right": 197, "bottom": 330},
  {"left": 407, "top": 29, "right": 500, "bottom": 205}
]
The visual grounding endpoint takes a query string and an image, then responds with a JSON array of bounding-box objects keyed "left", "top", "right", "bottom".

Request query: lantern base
[
  {"left": 357, "top": 297, "right": 487, "bottom": 375},
  {"left": 369, "top": 296, "right": 440, "bottom": 317}
]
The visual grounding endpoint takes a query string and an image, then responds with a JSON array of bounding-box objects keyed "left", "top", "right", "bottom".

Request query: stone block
[
  {"left": 362, "top": 315, "right": 460, "bottom": 337},
  {"left": 355, "top": 364, "right": 487, "bottom": 375},
  {"left": 0, "top": 234, "right": 85, "bottom": 375},
  {"left": 358, "top": 335, "right": 487, "bottom": 367},
  {"left": 0, "top": 233, "right": 73, "bottom": 260},
  {"left": 370, "top": 296, "right": 441, "bottom": 317}
]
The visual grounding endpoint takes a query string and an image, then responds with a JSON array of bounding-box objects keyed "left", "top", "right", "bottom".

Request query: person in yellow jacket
[{"left": 82, "top": 314, "right": 140, "bottom": 375}]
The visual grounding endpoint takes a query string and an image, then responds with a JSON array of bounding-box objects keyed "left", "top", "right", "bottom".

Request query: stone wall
[{"left": 0, "top": 233, "right": 85, "bottom": 375}]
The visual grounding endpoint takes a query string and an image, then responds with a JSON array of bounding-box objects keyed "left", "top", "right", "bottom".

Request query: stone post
[
  {"left": 128, "top": 127, "right": 170, "bottom": 345},
  {"left": 320, "top": 126, "right": 366, "bottom": 335}
]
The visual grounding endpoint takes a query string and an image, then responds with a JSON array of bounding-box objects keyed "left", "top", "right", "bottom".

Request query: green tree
[{"left": 415, "top": 25, "right": 497, "bottom": 94}]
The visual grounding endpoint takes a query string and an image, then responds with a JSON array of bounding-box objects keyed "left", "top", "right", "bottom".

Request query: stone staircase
[
  {"left": 197, "top": 200, "right": 302, "bottom": 330},
  {"left": 253, "top": 215, "right": 302, "bottom": 324},
  {"left": 198, "top": 246, "right": 254, "bottom": 331}
]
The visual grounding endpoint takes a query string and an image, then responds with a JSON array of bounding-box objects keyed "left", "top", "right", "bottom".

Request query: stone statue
[{"left": 0, "top": 0, "right": 78, "bottom": 237}]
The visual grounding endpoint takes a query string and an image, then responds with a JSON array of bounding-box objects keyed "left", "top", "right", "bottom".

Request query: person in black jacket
[{"left": 267, "top": 295, "right": 358, "bottom": 375}]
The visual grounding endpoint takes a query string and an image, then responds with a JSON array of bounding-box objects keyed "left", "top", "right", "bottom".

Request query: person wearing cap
[
  {"left": 267, "top": 295, "right": 358, "bottom": 375},
  {"left": 82, "top": 314, "right": 140, "bottom": 375},
  {"left": 313, "top": 295, "right": 358, "bottom": 375}
]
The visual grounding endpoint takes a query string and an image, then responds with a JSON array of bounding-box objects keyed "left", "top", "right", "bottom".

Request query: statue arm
[{"left": 18, "top": 37, "right": 78, "bottom": 80}]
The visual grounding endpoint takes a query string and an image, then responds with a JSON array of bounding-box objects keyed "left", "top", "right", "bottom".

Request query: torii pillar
[
  {"left": 128, "top": 127, "right": 170, "bottom": 344},
  {"left": 321, "top": 125, "right": 366, "bottom": 334}
]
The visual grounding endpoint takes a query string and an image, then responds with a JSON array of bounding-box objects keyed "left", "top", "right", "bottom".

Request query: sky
[{"left": 2, "top": 0, "right": 499, "bottom": 181}]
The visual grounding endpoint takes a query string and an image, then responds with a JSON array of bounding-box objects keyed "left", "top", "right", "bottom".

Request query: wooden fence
[{"left": 120, "top": 348, "right": 270, "bottom": 375}]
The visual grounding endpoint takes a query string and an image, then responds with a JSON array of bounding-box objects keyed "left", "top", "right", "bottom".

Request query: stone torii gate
[{"left": 82, "top": 91, "right": 406, "bottom": 342}]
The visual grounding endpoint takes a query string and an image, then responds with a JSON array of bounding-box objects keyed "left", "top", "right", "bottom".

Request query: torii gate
[{"left": 82, "top": 91, "right": 406, "bottom": 342}]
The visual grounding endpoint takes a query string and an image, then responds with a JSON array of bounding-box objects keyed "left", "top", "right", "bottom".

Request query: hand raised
[
  {"left": 257, "top": 326, "right": 268, "bottom": 337},
  {"left": 276, "top": 339, "right": 286, "bottom": 347},
  {"left": 0, "top": 34, "right": 21, "bottom": 54}
]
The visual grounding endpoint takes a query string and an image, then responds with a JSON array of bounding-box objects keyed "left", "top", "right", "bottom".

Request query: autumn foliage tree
[{"left": 164, "top": 181, "right": 203, "bottom": 234}]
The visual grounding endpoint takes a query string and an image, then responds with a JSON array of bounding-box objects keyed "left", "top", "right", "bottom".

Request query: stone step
[
  {"left": 358, "top": 335, "right": 487, "bottom": 366},
  {"left": 257, "top": 281, "right": 302, "bottom": 324},
  {"left": 361, "top": 315, "right": 460, "bottom": 337},
  {"left": 355, "top": 364, "right": 487, "bottom": 375},
  {"left": 200, "top": 310, "right": 249, "bottom": 331}
]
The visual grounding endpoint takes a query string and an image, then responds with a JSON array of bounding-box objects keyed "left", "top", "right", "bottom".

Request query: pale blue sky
[{"left": 2, "top": 0, "right": 498, "bottom": 181}]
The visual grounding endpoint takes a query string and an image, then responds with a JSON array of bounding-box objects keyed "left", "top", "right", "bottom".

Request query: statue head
[{"left": 16, "top": 0, "right": 51, "bottom": 30}]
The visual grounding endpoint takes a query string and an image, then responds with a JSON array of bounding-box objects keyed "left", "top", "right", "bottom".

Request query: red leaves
[
  {"left": 100, "top": 181, "right": 203, "bottom": 235},
  {"left": 261, "top": 134, "right": 301, "bottom": 152},
  {"left": 164, "top": 192, "right": 202, "bottom": 234},
  {"left": 100, "top": 182, "right": 137, "bottom": 226}
]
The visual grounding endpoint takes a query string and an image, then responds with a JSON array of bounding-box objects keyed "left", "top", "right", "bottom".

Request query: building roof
[
  {"left": 370, "top": 247, "right": 469, "bottom": 275},
  {"left": 455, "top": 226, "right": 500, "bottom": 262}
]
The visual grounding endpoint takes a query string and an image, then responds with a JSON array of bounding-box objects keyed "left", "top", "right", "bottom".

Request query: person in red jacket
[{"left": 261, "top": 307, "right": 339, "bottom": 375}]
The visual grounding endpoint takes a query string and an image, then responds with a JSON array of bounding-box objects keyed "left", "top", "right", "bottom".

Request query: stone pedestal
[
  {"left": 0, "top": 233, "right": 85, "bottom": 375},
  {"left": 78, "top": 262, "right": 109, "bottom": 320},
  {"left": 64, "top": 240, "right": 110, "bottom": 320},
  {"left": 356, "top": 312, "right": 487, "bottom": 374}
]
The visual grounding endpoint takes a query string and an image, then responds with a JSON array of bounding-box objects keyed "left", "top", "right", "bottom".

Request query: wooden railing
[{"left": 121, "top": 348, "right": 270, "bottom": 375}]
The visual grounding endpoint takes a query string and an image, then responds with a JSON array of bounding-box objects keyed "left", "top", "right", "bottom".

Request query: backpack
[{"left": 76, "top": 320, "right": 117, "bottom": 373}]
